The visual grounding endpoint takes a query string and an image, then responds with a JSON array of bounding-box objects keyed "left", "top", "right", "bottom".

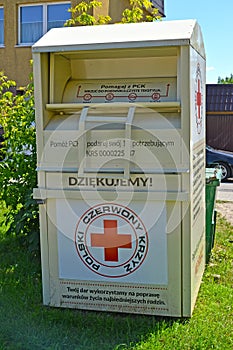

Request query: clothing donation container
[{"left": 33, "top": 20, "right": 206, "bottom": 317}]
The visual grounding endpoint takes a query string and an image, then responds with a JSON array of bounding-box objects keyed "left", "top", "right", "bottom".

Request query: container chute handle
[
  {"left": 124, "top": 106, "right": 135, "bottom": 179},
  {"left": 78, "top": 105, "right": 136, "bottom": 179},
  {"left": 78, "top": 106, "right": 89, "bottom": 177}
]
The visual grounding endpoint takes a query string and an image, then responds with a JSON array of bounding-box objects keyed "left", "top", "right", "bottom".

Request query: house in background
[
  {"left": 206, "top": 84, "right": 233, "bottom": 152},
  {"left": 0, "top": 0, "right": 165, "bottom": 87}
]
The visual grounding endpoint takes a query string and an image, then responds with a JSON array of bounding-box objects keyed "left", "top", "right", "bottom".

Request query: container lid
[{"left": 32, "top": 19, "right": 205, "bottom": 58}]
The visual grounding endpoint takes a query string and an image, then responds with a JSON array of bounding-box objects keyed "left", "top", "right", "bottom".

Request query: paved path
[
  {"left": 216, "top": 178, "right": 233, "bottom": 226},
  {"left": 216, "top": 178, "right": 233, "bottom": 202}
]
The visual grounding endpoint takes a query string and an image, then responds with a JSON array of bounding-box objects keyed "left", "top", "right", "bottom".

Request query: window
[
  {"left": 19, "top": 2, "right": 71, "bottom": 45},
  {"left": 0, "top": 7, "right": 4, "bottom": 45}
]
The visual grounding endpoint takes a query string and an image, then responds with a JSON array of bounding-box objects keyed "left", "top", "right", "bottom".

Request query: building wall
[
  {"left": 0, "top": 0, "right": 72, "bottom": 87},
  {"left": 206, "top": 114, "right": 233, "bottom": 152},
  {"left": 0, "top": 0, "right": 164, "bottom": 87},
  {"left": 206, "top": 84, "right": 233, "bottom": 152}
]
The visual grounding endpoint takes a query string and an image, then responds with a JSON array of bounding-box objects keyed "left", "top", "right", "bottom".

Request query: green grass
[{"left": 0, "top": 206, "right": 232, "bottom": 350}]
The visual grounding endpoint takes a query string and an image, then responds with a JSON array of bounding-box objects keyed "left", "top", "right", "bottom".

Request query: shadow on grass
[{"left": 0, "top": 233, "right": 184, "bottom": 350}]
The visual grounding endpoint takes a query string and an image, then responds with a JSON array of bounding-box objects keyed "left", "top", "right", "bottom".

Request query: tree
[
  {"left": 218, "top": 74, "right": 233, "bottom": 84},
  {"left": 65, "top": 1, "right": 111, "bottom": 26},
  {"left": 0, "top": 72, "right": 39, "bottom": 251},
  {"left": 121, "top": 0, "right": 161, "bottom": 23},
  {"left": 65, "top": 0, "right": 161, "bottom": 26}
]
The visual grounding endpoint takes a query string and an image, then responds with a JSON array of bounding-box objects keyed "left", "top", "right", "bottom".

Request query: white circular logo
[{"left": 75, "top": 203, "right": 148, "bottom": 278}]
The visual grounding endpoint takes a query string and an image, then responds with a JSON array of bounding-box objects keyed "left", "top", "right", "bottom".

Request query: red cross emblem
[
  {"left": 91, "top": 220, "right": 132, "bottom": 262},
  {"left": 196, "top": 79, "right": 202, "bottom": 121},
  {"left": 195, "top": 63, "right": 203, "bottom": 134},
  {"left": 75, "top": 203, "right": 148, "bottom": 278}
]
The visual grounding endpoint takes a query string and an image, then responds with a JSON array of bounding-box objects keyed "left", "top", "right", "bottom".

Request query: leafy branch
[
  {"left": 121, "top": 0, "right": 161, "bottom": 23},
  {"left": 65, "top": 0, "right": 111, "bottom": 26}
]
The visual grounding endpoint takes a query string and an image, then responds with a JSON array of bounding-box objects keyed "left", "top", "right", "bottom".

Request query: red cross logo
[
  {"left": 91, "top": 220, "right": 132, "bottom": 262},
  {"left": 75, "top": 203, "right": 148, "bottom": 278},
  {"left": 196, "top": 79, "right": 202, "bottom": 120}
]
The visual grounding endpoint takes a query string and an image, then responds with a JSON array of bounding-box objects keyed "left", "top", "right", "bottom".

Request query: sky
[{"left": 164, "top": 0, "right": 232, "bottom": 83}]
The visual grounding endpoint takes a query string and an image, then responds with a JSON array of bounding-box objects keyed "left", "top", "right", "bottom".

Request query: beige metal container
[{"left": 33, "top": 20, "right": 206, "bottom": 317}]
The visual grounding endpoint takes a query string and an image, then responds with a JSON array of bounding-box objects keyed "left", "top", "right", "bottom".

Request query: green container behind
[{"left": 205, "top": 168, "right": 221, "bottom": 263}]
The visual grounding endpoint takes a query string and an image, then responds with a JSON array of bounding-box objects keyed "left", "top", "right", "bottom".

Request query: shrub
[{"left": 0, "top": 72, "right": 39, "bottom": 251}]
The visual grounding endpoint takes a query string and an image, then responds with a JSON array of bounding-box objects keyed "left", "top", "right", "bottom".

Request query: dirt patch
[{"left": 216, "top": 202, "right": 233, "bottom": 226}]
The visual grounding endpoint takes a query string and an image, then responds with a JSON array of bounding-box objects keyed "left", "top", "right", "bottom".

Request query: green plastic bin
[{"left": 205, "top": 168, "right": 221, "bottom": 263}]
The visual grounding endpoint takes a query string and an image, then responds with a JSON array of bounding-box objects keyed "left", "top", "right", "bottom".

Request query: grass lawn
[{"left": 0, "top": 204, "right": 232, "bottom": 350}]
